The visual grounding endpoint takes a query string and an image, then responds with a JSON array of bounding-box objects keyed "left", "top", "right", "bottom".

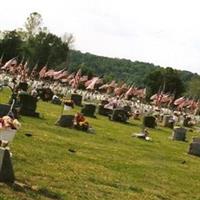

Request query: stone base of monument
[
  {"left": 188, "top": 137, "right": 200, "bottom": 157},
  {"left": 109, "top": 109, "right": 128, "bottom": 123},
  {"left": 143, "top": 116, "right": 156, "bottom": 128},
  {"left": 0, "top": 104, "right": 19, "bottom": 119},
  {"left": 98, "top": 105, "right": 113, "bottom": 116},
  {"left": 172, "top": 127, "right": 187, "bottom": 141},
  {"left": 0, "top": 147, "right": 15, "bottom": 183},
  {"left": 55, "top": 115, "right": 74, "bottom": 128},
  {"left": 81, "top": 104, "right": 96, "bottom": 117}
]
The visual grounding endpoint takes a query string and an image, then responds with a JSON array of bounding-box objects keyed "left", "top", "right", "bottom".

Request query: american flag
[
  {"left": 86, "top": 77, "right": 99, "bottom": 90},
  {"left": 174, "top": 97, "right": 185, "bottom": 105},
  {"left": 44, "top": 69, "right": 55, "bottom": 78},
  {"left": 53, "top": 69, "right": 65, "bottom": 80},
  {"left": 1, "top": 57, "right": 18, "bottom": 70},
  {"left": 39, "top": 66, "right": 48, "bottom": 78},
  {"left": 58, "top": 71, "right": 68, "bottom": 80},
  {"left": 136, "top": 88, "right": 146, "bottom": 99},
  {"left": 54, "top": 69, "right": 68, "bottom": 80},
  {"left": 72, "top": 68, "right": 82, "bottom": 88},
  {"left": 79, "top": 75, "right": 88, "bottom": 83},
  {"left": 125, "top": 86, "right": 133, "bottom": 98}
]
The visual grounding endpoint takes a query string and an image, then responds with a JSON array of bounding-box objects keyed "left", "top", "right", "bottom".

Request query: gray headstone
[
  {"left": 163, "top": 115, "right": 170, "bottom": 126},
  {"left": 0, "top": 147, "right": 15, "bottom": 183},
  {"left": 192, "top": 137, "right": 200, "bottom": 143},
  {"left": 163, "top": 115, "right": 174, "bottom": 129},
  {"left": 172, "top": 127, "right": 187, "bottom": 141},
  {"left": 188, "top": 142, "right": 200, "bottom": 157}
]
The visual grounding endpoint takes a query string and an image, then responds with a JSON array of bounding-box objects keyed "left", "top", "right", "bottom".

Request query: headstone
[
  {"left": 172, "top": 127, "right": 187, "bottom": 141},
  {"left": 163, "top": 115, "right": 174, "bottom": 129},
  {"left": 56, "top": 115, "right": 74, "bottom": 128},
  {"left": 81, "top": 104, "right": 96, "bottom": 117},
  {"left": 188, "top": 141, "right": 200, "bottom": 157},
  {"left": 110, "top": 109, "right": 128, "bottom": 123},
  {"left": 0, "top": 147, "right": 15, "bottom": 183},
  {"left": 71, "top": 94, "right": 82, "bottom": 106},
  {"left": 143, "top": 116, "right": 156, "bottom": 128},
  {"left": 18, "top": 94, "right": 38, "bottom": 117},
  {"left": 192, "top": 137, "right": 200, "bottom": 143},
  {"left": 98, "top": 105, "right": 113, "bottom": 116},
  {"left": 0, "top": 104, "right": 18, "bottom": 118}
]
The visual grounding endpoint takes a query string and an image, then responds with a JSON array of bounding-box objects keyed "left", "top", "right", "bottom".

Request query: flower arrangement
[
  {"left": 0, "top": 116, "right": 21, "bottom": 130},
  {"left": 63, "top": 99, "right": 74, "bottom": 108}
]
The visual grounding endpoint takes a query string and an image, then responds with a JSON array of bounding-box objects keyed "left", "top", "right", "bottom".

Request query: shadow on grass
[
  {"left": 19, "top": 115, "right": 47, "bottom": 122},
  {"left": 108, "top": 120, "right": 136, "bottom": 127},
  {"left": 37, "top": 187, "right": 62, "bottom": 200},
  {"left": 156, "top": 194, "right": 170, "bottom": 200},
  {"left": 6, "top": 181, "right": 63, "bottom": 200}
]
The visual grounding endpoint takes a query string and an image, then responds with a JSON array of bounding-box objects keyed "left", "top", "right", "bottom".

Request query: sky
[{"left": 1, "top": 0, "right": 200, "bottom": 74}]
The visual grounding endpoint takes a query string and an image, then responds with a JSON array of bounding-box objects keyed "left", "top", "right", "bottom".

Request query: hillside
[
  {"left": 68, "top": 50, "right": 197, "bottom": 87},
  {"left": 1, "top": 27, "right": 198, "bottom": 96},
  {"left": 0, "top": 89, "right": 200, "bottom": 200}
]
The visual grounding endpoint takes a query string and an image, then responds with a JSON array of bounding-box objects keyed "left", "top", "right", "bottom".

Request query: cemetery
[{"left": 0, "top": 83, "right": 200, "bottom": 200}]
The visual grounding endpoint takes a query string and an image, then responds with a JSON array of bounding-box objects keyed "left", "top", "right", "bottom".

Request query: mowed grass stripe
[{"left": 0, "top": 89, "right": 200, "bottom": 200}]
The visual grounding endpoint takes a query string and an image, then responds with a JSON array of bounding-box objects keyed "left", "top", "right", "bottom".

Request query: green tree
[
  {"left": 185, "top": 77, "right": 200, "bottom": 98},
  {"left": 144, "top": 67, "right": 184, "bottom": 99},
  {"left": 144, "top": 69, "right": 164, "bottom": 96},
  {"left": 0, "top": 30, "right": 23, "bottom": 61},
  {"left": 28, "top": 32, "right": 69, "bottom": 68},
  {"left": 25, "top": 12, "right": 43, "bottom": 38},
  {"left": 163, "top": 67, "right": 184, "bottom": 97}
]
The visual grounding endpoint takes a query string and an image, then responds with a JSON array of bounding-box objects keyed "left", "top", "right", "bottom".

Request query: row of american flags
[{"left": 0, "top": 57, "right": 199, "bottom": 111}]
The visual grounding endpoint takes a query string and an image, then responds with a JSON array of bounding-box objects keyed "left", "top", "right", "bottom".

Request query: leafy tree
[
  {"left": 144, "top": 69, "right": 164, "bottom": 97},
  {"left": 185, "top": 77, "right": 200, "bottom": 98},
  {"left": 163, "top": 67, "right": 184, "bottom": 97},
  {"left": 0, "top": 11, "right": 198, "bottom": 98},
  {"left": 25, "top": 12, "right": 43, "bottom": 38},
  {"left": 27, "top": 32, "right": 69, "bottom": 68},
  {"left": 62, "top": 33, "right": 75, "bottom": 49},
  {"left": 144, "top": 67, "right": 184, "bottom": 98},
  {"left": 0, "top": 30, "right": 23, "bottom": 61}
]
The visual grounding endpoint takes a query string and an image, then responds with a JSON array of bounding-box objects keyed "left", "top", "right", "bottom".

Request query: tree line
[{"left": 0, "top": 12, "right": 200, "bottom": 99}]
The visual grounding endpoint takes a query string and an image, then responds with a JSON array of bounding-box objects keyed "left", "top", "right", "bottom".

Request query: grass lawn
[{"left": 0, "top": 89, "right": 200, "bottom": 200}]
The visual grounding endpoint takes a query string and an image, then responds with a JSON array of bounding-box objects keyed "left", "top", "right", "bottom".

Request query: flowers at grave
[{"left": 0, "top": 116, "right": 21, "bottom": 130}]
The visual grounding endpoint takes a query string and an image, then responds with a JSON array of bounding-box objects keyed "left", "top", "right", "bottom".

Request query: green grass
[{"left": 0, "top": 89, "right": 200, "bottom": 200}]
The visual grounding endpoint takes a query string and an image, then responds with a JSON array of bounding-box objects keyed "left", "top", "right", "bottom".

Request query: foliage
[
  {"left": 27, "top": 32, "right": 69, "bottom": 69},
  {"left": 0, "top": 12, "right": 199, "bottom": 98},
  {"left": 144, "top": 67, "right": 185, "bottom": 98},
  {"left": 0, "top": 30, "right": 23, "bottom": 61},
  {"left": 24, "top": 12, "right": 43, "bottom": 38},
  {"left": 185, "top": 76, "right": 200, "bottom": 98},
  {"left": 69, "top": 51, "right": 160, "bottom": 85},
  {"left": 69, "top": 51, "right": 195, "bottom": 97},
  {"left": 0, "top": 12, "right": 72, "bottom": 70}
]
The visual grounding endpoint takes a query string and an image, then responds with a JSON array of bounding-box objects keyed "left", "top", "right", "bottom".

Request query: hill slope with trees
[{"left": 0, "top": 12, "right": 199, "bottom": 98}]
